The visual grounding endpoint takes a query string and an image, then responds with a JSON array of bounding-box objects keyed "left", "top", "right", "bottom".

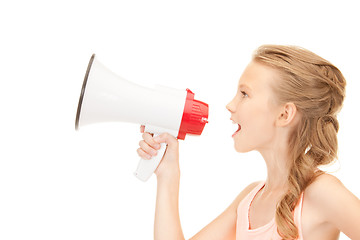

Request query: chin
[{"left": 234, "top": 143, "right": 253, "bottom": 153}]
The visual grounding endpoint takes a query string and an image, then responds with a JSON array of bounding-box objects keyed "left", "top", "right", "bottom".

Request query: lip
[
  {"left": 232, "top": 124, "right": 241, "bottom": 137},
  {"left": 231, "top": 118, "right": 241, "bottom": 137}
]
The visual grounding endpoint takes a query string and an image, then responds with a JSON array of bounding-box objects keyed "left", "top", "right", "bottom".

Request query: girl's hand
[{"left": 137, "top": 125, "right": 180, "bottom": 181}]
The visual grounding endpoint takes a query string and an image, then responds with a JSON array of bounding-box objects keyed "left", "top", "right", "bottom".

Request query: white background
[{"left": 1, "top": 0, "right": 359, "bottom": 239}]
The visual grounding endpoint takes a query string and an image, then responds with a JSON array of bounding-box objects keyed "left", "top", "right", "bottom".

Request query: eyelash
[{"left": 240, "top": 91, "right": 248, "bottom": 98}]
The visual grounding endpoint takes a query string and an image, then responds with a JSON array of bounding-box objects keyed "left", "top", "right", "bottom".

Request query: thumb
[{"left": 153, "top": 133, "right": 178, "bottom": 149}]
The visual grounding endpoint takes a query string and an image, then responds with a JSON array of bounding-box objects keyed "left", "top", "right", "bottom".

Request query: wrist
[{"left": 156, "top": 170, "right": 180, "bottom": 185}]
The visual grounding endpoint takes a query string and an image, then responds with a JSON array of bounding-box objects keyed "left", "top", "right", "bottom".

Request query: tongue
[{"left": 237, "top": 124, "right": 241, "bottom": 131}]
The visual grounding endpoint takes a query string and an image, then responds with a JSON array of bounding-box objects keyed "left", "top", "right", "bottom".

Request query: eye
[{"left": 240, "top": 91, "right": 248, "bottom": 98}]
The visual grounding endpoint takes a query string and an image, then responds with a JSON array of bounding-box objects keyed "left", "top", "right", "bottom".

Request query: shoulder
[
  {"left": 239, "top": 181, "right": 263, "bottom": 200},
  {"left": 304, "top": 173, "right": 360, "bottom": 238},
  {"left": 305, "top": 173, "right": 343, "bottom": 195},
  {"left": 305, "top": 173, "right": 345, "bottom": 208},
  {"left": 304, "top": 173, "right": 359, "bottom": 223},
  {"left": 228, "top": 181, "right": 262, "bottom": 211},
  {"left": 305, "top": 173, "right": 345, "bottom": 200}
]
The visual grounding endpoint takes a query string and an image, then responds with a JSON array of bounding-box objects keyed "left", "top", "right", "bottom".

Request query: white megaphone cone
[{"left": 76, "top": 54, "right": 209, "bottom": 181}]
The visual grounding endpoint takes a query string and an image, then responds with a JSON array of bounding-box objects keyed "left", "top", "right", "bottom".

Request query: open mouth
[{"left": 232, "top": 124, "right": 241, "bottom": 137}]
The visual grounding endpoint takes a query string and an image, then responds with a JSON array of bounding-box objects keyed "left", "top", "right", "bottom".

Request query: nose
[{"left": 226, "top": 98, "right": 236, "bottom": 113}]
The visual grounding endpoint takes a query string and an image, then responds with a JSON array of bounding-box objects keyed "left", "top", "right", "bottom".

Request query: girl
[{"left": 137, "top": 45, "right": 360, "bottom": 240}]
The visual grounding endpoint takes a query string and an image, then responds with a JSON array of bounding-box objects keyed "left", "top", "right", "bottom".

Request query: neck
[{"left": 258, "top": 145, "right": 291, "bottom": 195}]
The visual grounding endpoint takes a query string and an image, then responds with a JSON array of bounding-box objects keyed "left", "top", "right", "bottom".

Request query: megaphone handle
[{"left": 134, "top": 134, "right": 167, "bottom": 181}]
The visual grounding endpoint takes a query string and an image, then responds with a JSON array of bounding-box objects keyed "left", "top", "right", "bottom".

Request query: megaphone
[{"left": 75, "top": 54, "right": 209, "bottom": 181}]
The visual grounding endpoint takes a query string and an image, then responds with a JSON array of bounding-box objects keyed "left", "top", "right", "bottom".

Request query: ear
[{"left": 276, "top": 102, "right": 298, "bottom": 127}]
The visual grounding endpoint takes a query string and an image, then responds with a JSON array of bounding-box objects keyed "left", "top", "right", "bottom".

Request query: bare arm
[
  {"left": 155, "top": 174, "right": 184, "bottom": 240},
  {"left": 137, "top": 126, "right": 259, "bottom": 240},
  {"left": 138, "top": 127, "right": 184, "bottom": 240}
]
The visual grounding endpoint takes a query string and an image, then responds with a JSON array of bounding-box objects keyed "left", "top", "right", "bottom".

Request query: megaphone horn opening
[{"left": 75, "top": 54, "right": 96, "bottom": 130}]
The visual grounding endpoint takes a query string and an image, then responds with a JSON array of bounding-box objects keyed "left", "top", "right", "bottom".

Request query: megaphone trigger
[
  {"left": 134, "top": 124, "right": 174, "bottom": 181},
  {"left": 134, "top": 133, "right": 167, "bottom": 181}
]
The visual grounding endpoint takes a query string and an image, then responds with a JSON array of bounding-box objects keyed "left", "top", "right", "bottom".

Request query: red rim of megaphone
[{"left": 177, "top": 89, "right": 209, "bottom": 140}]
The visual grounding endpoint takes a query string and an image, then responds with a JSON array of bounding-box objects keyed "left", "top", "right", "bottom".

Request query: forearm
[{"left": 154, "top": 175, "right": 185, "bottom": 240}]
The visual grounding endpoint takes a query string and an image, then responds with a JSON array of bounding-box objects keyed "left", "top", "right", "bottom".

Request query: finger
[
  {"left": 140, "top": 126, "right": 154, "bottom": 137},
  {"left": 142, "top": 132, "right": 161, "bottom": 150},
  {"left": 137, "top": 148, "right": 152, "bottom": 160},
  {"left": 139, "top": 140, "right": 158, "bottom": 156},
  {"left": 140, "top": 125, "right": 145, "bottom": 133},
  {"left": 153, "top": 133, "right": 178, "bottom": 149}
]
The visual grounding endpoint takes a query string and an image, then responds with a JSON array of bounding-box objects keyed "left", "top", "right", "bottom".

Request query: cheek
[
  {"left": 235, "top": 107, "right": 276, "bottom": 150},
  {"left": 241, "top": 104, "right": 273, "bottom": 128},
  {"left": 254, "top": 108, "right": 277, "bottom": 135}
]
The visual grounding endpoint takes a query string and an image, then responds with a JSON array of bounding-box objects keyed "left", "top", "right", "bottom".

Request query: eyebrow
[{"left": 238, "top": 83, "right": 252, "bottom": 93}]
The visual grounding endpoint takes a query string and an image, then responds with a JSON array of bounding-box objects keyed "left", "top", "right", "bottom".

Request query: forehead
[{"left": 238, "top": 61, "right": 278, "bottom": 91}]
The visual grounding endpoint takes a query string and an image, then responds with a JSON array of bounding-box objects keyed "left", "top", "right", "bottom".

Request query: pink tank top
[{"left": 236, "top": 182, "right": 304, "bottom": 240}]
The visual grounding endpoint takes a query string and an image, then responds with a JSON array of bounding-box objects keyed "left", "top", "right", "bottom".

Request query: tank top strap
[
  {"left": 294, "top": 192, "right": 305, "bottom": 239},
  {"left": 242, "top": 182, "right": 266, "bottom": 213},
  {"left": 236, "top": 182, "right": 305, "bottom": 240},
  {"left": 236, "top": 182, "right": 266, "bottom": 231}
]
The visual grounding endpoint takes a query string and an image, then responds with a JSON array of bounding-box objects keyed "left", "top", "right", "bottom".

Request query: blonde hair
[{"left": 253, "top": 45, "right": 346, "bottom": 239}]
